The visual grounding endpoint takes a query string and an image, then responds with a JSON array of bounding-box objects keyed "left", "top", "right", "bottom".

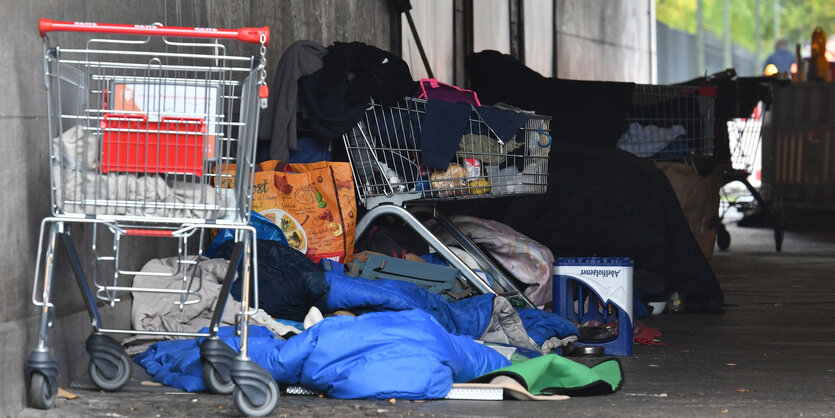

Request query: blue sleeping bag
[
  {"left": 134, "top": 309, "right": 509, "bottom": 399},
  {"left": 325, "top": 268, "right": 495, "bottom": 338},
  {"left": 325, "top": 267, "right": 578, "bottom": 345}
]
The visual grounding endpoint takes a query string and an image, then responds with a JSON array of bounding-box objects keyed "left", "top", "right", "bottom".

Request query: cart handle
[
  {"left": 161, "top": 116, "right": 206, "bottom": 124},
  {"left": 101, "top": 113, "right": 147, "bottom": 124},
  {"left": 38, "top": 19, "right": 269, "bottom": 46},
  {"left": 125, "top": 228, "right": 174, "bottom": 238}
]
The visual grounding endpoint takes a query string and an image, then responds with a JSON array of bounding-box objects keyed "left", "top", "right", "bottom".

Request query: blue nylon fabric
[
  {"left": 205, "top": 210, "right": 288, "bottom": 258},
  {"left": 133, "top": 326, "right": 278, "bottom": 392},
  {"left": 472, "top": 106, "right": 530, "bottom": 142},
  {"left": 324, "top": 269, "right": 494, "bottom": 338},
  {"left": 298, "top": 310, "right": 509, "bottom": 398},
  {"left": 515, "top": 308, "right": 580, "bottom": 346},
  {"left": 133, "top": 310, "right": 509, "bottom": 399}
]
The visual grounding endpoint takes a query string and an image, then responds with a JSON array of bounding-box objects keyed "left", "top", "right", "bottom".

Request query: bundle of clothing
[
  {"left": 127, "top": 235, "right": 629, "bottom": 400},
  {"left": 134, "top": 311, "right": 622, "bottom": 400},
  {"left": 258, "top": 40, "right": 416, "bottom": 162}
]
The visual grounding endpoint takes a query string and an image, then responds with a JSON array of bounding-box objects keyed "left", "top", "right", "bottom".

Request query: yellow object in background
[
  {"left": 809, "top": 26, "right": 830, "bottom": 81},
  {"left": 764, "top": 63, "right": 779, "bottom": 76}
]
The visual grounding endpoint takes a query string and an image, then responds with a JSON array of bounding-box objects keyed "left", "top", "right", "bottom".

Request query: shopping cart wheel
[
  {"left": 203, "top": 361, "right": 235, "bottom": 395},
  {"left": 230, "top": 359, "right": 279, "bottom": 416},
  {"left": 234, "top": 379, "right": 278, "bottom": 417},
  {"left": 201, "top": 338, "right": 237, "bottom": 394},
  {"left": 716, "top": 222, "right": 731, "bottom": 251},
  {"left": 26, "top": 350, "right": 59, "bottom": 409},
  {"left": 774, "top": 223, "right": 784, "bottom": 252},
  {"left": 89, "top": 351, "right": 131, "bottom": 391},
  {"left": 28, "top": 372, "right": 56, "bottom": 410}
]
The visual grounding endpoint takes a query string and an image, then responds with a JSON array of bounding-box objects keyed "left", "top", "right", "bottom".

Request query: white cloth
[
  {"left": 302, "top": 306, "right": 325, "bottom": 329},
  {"left": 617, "top": 122, "right": 686, "bottom": 157}
]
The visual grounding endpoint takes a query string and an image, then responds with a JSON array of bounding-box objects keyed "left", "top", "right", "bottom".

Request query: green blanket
[{"left": 471, "top": 354, "right": 623, "bottom": 397}]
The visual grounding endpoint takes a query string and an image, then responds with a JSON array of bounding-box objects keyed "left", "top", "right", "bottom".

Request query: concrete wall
[
  {"left": 0, "top": 1, "right": 391, "bottom": 416},
  {"left": 555, "top": 0, "right": 656, "bottom": 83},
  {"left": 656, "top": 21, "right": 759, "bottom": 85},
  {"left": 404, "top": 0, "right": 655, "bottom": 86}
]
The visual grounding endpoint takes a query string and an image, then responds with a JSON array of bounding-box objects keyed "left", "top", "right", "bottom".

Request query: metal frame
[
  {"left": 29, "top": 19, "right": 277, "bottom": 417},
  {"left": 343, "top": 97, "right": 552, "bottom": 308}
]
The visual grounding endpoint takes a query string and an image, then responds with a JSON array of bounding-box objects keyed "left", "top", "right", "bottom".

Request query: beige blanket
[
  {"left": 125, "top": 256, "right": 300, "bottom": 355},
  {"left": 51, "top": 125, "right": 224, "bottom": 218}
]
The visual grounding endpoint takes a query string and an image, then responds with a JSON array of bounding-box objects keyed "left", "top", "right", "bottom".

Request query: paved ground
[{"left": 15, "top": 223, "right": 835, "bottom": 417}]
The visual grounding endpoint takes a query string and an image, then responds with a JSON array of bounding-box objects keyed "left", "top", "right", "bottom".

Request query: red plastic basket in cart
[{"left": 100, "top": 114, "right": 207, "bottom": 176}]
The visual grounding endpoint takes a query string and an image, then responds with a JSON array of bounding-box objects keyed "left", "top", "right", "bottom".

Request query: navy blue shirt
[{"left": 764, "top": 49, "right": 796, "bottom": 74}]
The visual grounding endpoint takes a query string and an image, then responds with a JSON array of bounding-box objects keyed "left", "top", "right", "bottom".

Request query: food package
[
  {"left": 429, "top": 163, "right": 468, "bottom": 197},
  {"left": 215, "top": 160, "right": 357, "bottom": 263}
]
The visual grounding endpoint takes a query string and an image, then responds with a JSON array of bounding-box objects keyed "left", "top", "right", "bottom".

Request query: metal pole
[
  {"left": 774, "top": 0, "right": 780, "bottom": 42},
  {"left": 723, "top": 0, "right": 732, "bottom": 69},
  {"left": 755, "top": 0, "right": 761, "bottom": 66},
  {"left": 697, "top": 0, "right": 705, "bottom": 76},
  {"left": 404, "top": 9, "right": 435, "bottom": 79}
]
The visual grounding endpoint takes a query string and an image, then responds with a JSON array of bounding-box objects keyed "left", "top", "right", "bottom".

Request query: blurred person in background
[{"left": 763, "top": 39, "right": 796, "bottom": 76}]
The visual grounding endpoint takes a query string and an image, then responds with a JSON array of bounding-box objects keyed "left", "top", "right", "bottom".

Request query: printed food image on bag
[{"left": 215, "top": 160, "right": 357, "bottom": 263}]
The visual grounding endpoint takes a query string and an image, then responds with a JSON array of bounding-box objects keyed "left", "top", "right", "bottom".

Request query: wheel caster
[
  {"left": 775, "top": 223, "right": 784, "bottom": 252},
  {"left": 230, "top": 358, "right": 279, "bottom": 416},
  {"left": 234, "top": 379, "right": 279, "bottom": 417},
  {"left": 717, "top": 222, "right": 730, "bottom": 250},
  {"left": 29, "top": 372, "right": 56, "bottom": 410},
  {"left": 203, "top": 361, "right": 235, "bottom": 395},
  {"left": 26, "top": 350, "right": 59, "bottom": 410},
  {"left": 89, "top": 351, "right": 131, "bottom": 391},
  {"left": 200, "top": 338, "right": 237, "bottom": 395}
]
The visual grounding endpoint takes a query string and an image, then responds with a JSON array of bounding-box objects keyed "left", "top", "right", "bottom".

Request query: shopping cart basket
[
  {"left": 30, "top": 19, "right": 277, "bottom": 416},
  {"left": 617, "top": 84, "right": 716, "bottom": 165},
  {"left": 718, "top": 101, "right": 784, "bottom": 251},
  {"left": 343, "top": 97, "right": 551, "bottom": 307}
]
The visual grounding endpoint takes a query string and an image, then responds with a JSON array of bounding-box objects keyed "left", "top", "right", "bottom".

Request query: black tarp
[{"left": 438, "top": 51, "right": 725, "bottom": 313}]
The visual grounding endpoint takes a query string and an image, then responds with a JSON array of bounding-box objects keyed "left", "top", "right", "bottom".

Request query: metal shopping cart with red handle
[
  {"left": 30, "top": 19, "right": 276, "bottom": 416},
  {"left": 719, "top": 101, "right": 784, "bottom": 251}
]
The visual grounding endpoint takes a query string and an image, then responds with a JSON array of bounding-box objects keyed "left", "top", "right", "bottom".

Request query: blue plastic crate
[{"left": 553, "top": 257, "right": 633, "bottom": 356}]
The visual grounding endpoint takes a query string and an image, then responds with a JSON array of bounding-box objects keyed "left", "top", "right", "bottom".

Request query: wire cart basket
[
  {"left": 30, "top": 19, "right": 277, "bottom": 416},
  {"left": 343, "top": 97, "right": 552, "bottom": 307},
  {"left": 617, "top": 84, "right": 716, "bottom": 165},
  {"left": 719, "top": 101, "right": 784, "bottom": 251}
]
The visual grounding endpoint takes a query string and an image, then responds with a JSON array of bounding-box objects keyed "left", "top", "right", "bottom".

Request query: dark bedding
[{"left": 439, "top": 51, "right": 724, "bottom": 313}]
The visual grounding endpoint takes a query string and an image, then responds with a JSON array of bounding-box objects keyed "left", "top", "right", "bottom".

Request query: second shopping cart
[{"left": 343, "top": 97, "right": 551, "bottom": 307}]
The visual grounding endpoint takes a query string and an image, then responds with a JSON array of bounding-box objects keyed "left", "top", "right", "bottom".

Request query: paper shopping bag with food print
[
  {"left": 216, "top": 160, "right": 356, "bottom": 263},
  {"left": 255, "top": 160, "right": 357, "bottom": 263}
]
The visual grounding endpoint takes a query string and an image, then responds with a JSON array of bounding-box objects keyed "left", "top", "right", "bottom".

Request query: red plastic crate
[{"left": 100, "top": 114, "right": 206, "bottom": 176}]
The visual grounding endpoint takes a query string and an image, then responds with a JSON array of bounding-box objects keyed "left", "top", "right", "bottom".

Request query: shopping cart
[
  {"left": 343, "top": 97, "right": 551, "bottom": 307},
  {"left": 30, "top": 19, "right": 276, "bottom": 416},
  {"left": 617, "top": 84, "right": 717, "bottom": 167},
  {"left": 718, "top": 102, "right": 784, "bottom": 251}
]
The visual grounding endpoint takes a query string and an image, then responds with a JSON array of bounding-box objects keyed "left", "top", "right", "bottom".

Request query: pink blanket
[{"left": 431, "top": 215, "right": 554, "bottom": 306}]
